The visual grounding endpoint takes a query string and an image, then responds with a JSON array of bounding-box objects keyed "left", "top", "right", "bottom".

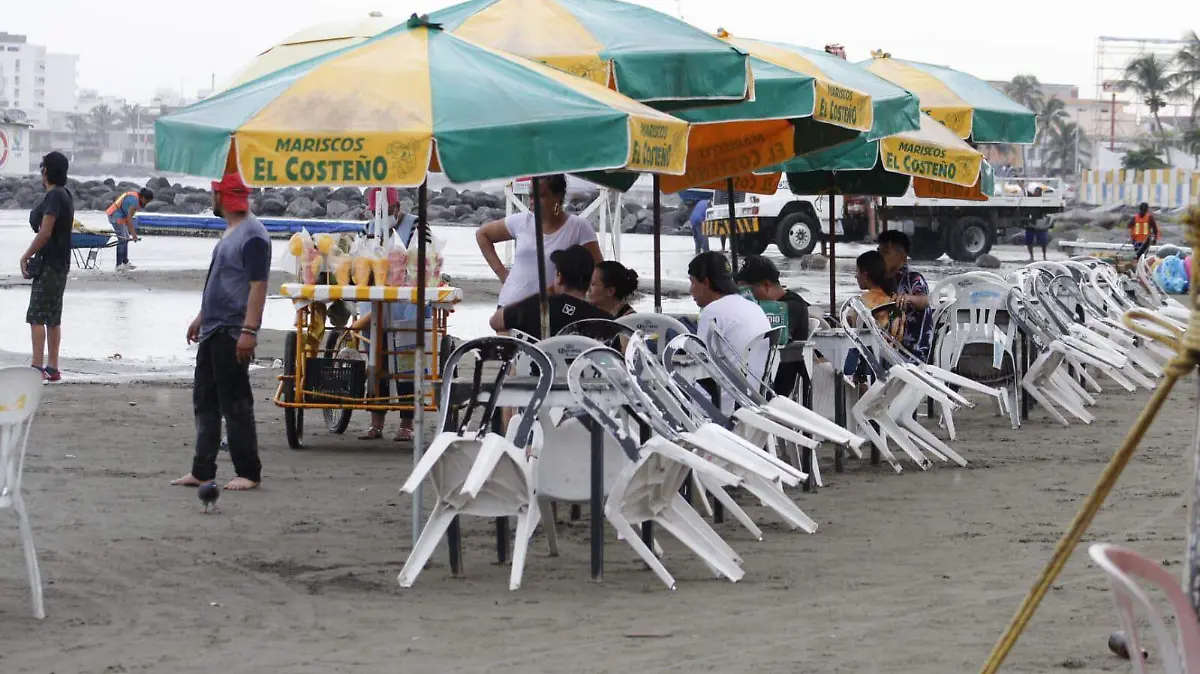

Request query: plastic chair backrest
[
  {"left": 567, "top": 346, "right": 663, "bottom": 459},
  {"left": 704, "top": 326, "right": 774, "bottom": 408},
  {"left": 523, "top": 335, "right": 603, "bottom": 383},
  {"left": 1090, "top": 543, "right": 1200, "bottom": 674},
  {"left": 438, "top": 336, "right": 552, "bottom": 449},
  {"left": 616, "top": 313, "right": 691, "bottom": 355},
  {"left": 624, "top": 331, "right": 705, "bottom": 432},
  {"left": 557, "top": 318, "right": 635, "bottom": 351},
  {"left": 664, "top": 332, "right": 758, "bottom": 413},
  {"left": 0, "top": 368, "right": 44, "bottom": 504},
  {"left": 839, "top": 297, "right": 904, "bottom": 374}
]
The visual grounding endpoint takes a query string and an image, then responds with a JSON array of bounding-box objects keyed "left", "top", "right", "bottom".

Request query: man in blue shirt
[
  {"left": 688, "top": 197, "right": 711, "bottom": 254},
  {"left": 106, "top": 188, "right": 153, "bottom": 271},
  {"left": 172, "top": 172, "right": 270, "bottom": 492}
]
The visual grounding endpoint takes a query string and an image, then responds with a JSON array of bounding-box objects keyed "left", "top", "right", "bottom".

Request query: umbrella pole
[
  {"left": 828, "top": 193, "right": 837, "bottom": 314},
  {"left": 726, "top": 178, "right": 739, "bottom": 274},
  {"left": 880, "top": 196, "right": 889, "bottom": 234},
  {"left": 411, "top": 180, "right": 428, "bottom": 547},
  {"left": 532, "top": 177, "right": 550, "bottom": 339},
  {"left": 653, "top": 176, "right": 662, "bottom": 313}
]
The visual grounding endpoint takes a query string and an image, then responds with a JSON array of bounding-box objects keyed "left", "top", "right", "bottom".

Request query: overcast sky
[{"left": 6, "top": 0, "right": 1193, "bottom": 103}]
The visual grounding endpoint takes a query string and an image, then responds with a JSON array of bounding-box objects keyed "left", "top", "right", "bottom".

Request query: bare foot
[
  {"left": 224, "top": 477, "right": 260, "bottom": 491},
  {"left": 171, "top": 474, "right": 205, "bottom": 486}
]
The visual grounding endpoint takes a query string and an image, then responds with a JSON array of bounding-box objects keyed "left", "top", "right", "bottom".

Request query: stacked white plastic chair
[
  {"left": 841, "top": 298, "right": 1003, "bottom": 471},
  {"left": 626, "top": 332, "right": 819, "bottom": 538},
  {"left": 568, "top": 345, "right": 747, "bottom": 590},
  {"left": 930, "top": 272, "right": 1022, "bottom": 429},
  {"left": 0, "top": 367, "right": 46, "bottom": 619},
  {"left": 399, "top": 337, "right": 553, "bottom": 591}
]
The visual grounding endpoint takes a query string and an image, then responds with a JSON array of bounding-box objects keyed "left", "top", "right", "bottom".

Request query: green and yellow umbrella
[
  {"left": 429, "top": 0, "right": 753, "bottom": 104},
  {"left": 863, "top": 54, "right": 1036, "bottom": 144},
  {"left": 214, "top": 12, "right": 398, "bottom": 95},
  {"left": 156, "top": 18, "right": 688, "bottom": 186}
]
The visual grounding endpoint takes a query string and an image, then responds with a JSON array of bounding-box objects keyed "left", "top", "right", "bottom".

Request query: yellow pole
[{"left": 980, "top": 207, "right": 1200, "bottom": 674}]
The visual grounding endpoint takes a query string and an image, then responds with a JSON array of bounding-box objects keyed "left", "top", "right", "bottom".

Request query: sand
[{"left": 0, "top": 349, "right": 1197, "bottom": 673}]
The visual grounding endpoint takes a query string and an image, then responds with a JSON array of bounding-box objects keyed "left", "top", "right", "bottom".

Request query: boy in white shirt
[{"left": 688, "top": 251, "right": 771, "bottom": 385}]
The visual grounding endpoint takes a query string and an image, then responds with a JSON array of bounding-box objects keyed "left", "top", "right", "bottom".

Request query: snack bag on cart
[
  {"left": 386, "top": 231, "right": 409, "bottom": 286},
  {"left": 406, "top": 234, "right": 446, "bottom": 289},
  {"left": 351, "top": 237, "right": 374, "bottom": 286},
  {"left": 329, "top": 248, "right": 352, "bottom": 286},
  {"left": 314, "top": 232, "right": 336, "bottom": 256},
  {"left": 369, "top": 238, "right": 390, "bottom": 286},
  {"left": 284, "top": 228, "right": 315, "bottom": 279}
]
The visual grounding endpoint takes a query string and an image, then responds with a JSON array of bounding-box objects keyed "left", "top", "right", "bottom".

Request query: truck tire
[
  {"left": 735, "top": 232, "right": 769, "bottom": 256},
  {"left": 775, "top": 211, "right": 820, "bottom": 258},
  {"left": 909, "top": 229, "right": 947, "bottom": 261},
  {"left": 946, "top": 216, "right": 994, "bottom": 262}
]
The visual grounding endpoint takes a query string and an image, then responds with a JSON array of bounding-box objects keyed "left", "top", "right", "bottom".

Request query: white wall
[
  {"left": 44, "top": 53, "right": 78, "bottom": 113},
  {"left": 0, "top": 122, "right": 33, "bottom": 176}
]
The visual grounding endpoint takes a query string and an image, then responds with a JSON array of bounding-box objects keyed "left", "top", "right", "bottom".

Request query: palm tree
[
  {"left": 119, "top": 103, "right": 143, "bottom": 131},
  {"left": 1034, "top": 96, "right": 1068, "bottom": 172},
  {"left": 1173, "top": 30, "right": 1200, "bottom": 122},
  {"left": 89, "top": 104, "right": 117, "bottom": 150},
  {"left": 1043, "top": 119, "right": 1090, "bottom": 174},
  {"left": 1121, "top": 146, "right": 1169, "bottom": 170},
  {"left": 1115, "top": 54, "right": 1176, "bottom": 164},
  {"left": 65, "top": 113, "right": 91, "bottom": 151},
  {"left": 1004, "top": 75, "right": 1045, "bottom": 173},
  {"left": 1183, "top": 126, "right": 1200, "bottom": 168}
]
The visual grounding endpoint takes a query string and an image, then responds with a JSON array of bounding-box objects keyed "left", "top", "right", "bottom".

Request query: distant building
[{"left": 0, "top": 32, "right": 77, "bottom": 129}]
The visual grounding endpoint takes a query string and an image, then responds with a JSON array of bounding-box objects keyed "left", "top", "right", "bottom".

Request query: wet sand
[{"left": 0, "top": 361, "right": 1197, "bottom": 672}]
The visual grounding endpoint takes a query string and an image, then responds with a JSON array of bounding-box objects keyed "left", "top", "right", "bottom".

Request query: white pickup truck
[{"left": 704, "top": 176, "right": 1065, "bottom": 262}]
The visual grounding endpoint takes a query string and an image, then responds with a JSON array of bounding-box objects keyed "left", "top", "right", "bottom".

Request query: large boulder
[
  {"left": 147, "top": 176, "right": 172, "bottom": 191},
  {"left": 141, "top": 199, "right": 170, "bottom": 213},
  {"left": 173, "top": 193, "right": 189, "bottom": 207},
  {"left": 976, "top": 253, "right": 1002, "bottom": 269},
  {"left": 103, "top": 178, "right": 116, "bottom": 188},
  {"left": 440, "top": 186, "right": 459, "bottom": 200},
  {"left": 331, "top": 186, "right": 361, "bottom": 202},
  {"left": 800, "top": 254, "right": 828, "bottom": 270},
  {"left": 255, "top": 195, "right": 288, "bottom": 217},
  {"left": 284, "top": 196, "right": 316, "bottom": 218},
  {"left": 116, "top": 181, "right": 142, "bottom": 193},
  {"left": 178, "top": 201, "right": 208, "bottom": 216},
  {"left": 429, "top": 195, "right": 448, "bottom": 207},
  {"left": 184, "top": 192, "right": 212, "bottom": 206},
  {"left": 453, "top": 204, "right": 474, "bottom": 218},
  {"left": 324, "top": 200, "right": 352, "bottom": 219}
]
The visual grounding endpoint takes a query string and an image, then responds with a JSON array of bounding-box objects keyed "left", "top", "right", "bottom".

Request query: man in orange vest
[
  {"left": 1127, "top": 202, "right": 1158, "bottom": 258},
  {"left": 106, "top": 188, "right": 153, "bottom": 271}
]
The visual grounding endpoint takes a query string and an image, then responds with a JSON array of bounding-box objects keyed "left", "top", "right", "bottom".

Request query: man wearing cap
[
  {"left": 736, "top": 255, "right": 811, "bottom": 396},
  {"left": 689, "top": 251, "right": 772, "bottom": 385},
  {"left": 489, "top": 244, "right": 610, "bottom": 337},
  {"left": 172, "top": 172, "right": 270, "bottom": 492}
]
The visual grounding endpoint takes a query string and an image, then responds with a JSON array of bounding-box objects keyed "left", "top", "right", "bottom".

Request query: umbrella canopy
[
  {"left": 783, "top": 113, "right": 990, "bottom": 198},
  {"left": 155, "top": 17, "right": 689, "bottom": 186},
  {"left": 429, "top": 0, "right": 752, "bottom": 104},
  {"left": 862, "top": 55, "right": 1036, "bottom": 144},
  {"left": 214, "top": 12, "right": 398, "bottom": 94}
]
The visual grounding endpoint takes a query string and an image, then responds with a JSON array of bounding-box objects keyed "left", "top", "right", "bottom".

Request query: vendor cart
[{"left": 274, "top": 283, "right": 463, "bottom": 449}]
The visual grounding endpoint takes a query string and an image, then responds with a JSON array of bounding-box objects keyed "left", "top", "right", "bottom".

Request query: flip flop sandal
[
  {"left": 393, "top": 428, "right": 415, "bottom": 442},
  {"left": 358, "top": 427, "right": 384, "bottom": 440}
]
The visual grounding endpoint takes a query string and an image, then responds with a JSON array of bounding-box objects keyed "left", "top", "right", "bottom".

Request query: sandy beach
[{"left": 0, "top": 279, "right": 1197, "bottom": 672}]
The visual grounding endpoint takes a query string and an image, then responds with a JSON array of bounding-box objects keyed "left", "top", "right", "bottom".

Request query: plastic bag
[
  {"left": 1153, "top": 254, "right": 1189, "bottom": 294},
  {"left": 385, "top": 231, "right": 409, "bottom": 286},
  {"left": 284, "top": 228, "right": 315, "bottom": 280},
  {"left": 303, "top": 247, "right": 323, "bottom": 285},
  {"left": 350, "top": 237, "right": 374, "bottom": 286},
  {"left": 406, "top": 234, "right": 445, "bottom": 288},
  {"left": 369, "top": 238, "right": 389, "bottom": 286},
  {"left": 329, "top": 248, "right": 352, "bottom": 286},
  {"left": 314, "top": 232, "right": 336, "bottom": 255}
]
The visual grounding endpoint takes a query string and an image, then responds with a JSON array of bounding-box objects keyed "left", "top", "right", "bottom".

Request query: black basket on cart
[{"left": 303, "top": 357, "right": 367, "bottom": 402}]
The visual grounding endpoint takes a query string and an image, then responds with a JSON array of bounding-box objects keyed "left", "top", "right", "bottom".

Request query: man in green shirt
[{"left": 736, "top": 255, "right": 811, "bottom": 396}]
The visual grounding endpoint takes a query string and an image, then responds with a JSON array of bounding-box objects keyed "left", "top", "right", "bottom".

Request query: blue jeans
[
  {"left": 112, "top": 221, "right": 131, "bottom": 266},
  {"left": 691, "top": 221, "right": 710, "bottom": 253}
]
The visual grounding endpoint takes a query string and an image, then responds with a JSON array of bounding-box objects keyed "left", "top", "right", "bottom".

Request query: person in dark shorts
[
  {"left": 171, "top": 171, "right": 271, "bottom": 492},
  {"left": 1024, "top": 226, "right": 1049, "bottom": 262},
  {"left": 489, "top": 244, "right": 610, "bottom": 337},
  {"left": 20, "top": 151, "right": 75, "bottom": 383},
  {"left": 735, "top": 255, "right": 811, "bottom": 396}
]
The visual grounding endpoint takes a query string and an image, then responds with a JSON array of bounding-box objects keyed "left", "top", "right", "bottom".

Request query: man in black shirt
[
  {"left": 490, "top": 244, "right": 610, "bottom": 338},
  {"left": 20, "top": 151, "right": 75, "bottom": 382},
  {"left": 736, "top": 255, "right": 811, "bottom": 397}
]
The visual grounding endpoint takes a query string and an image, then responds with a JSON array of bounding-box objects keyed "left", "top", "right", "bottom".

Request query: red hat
[
  {"left": 367, "top": 187, "right": 399, "bottom": 212},
  {"left": 211, "top": 171, "right": 251, "bottom": 212}
]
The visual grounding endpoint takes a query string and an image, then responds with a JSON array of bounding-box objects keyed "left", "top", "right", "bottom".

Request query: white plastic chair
[
  {"left": 1089, "top": 543, "right": 1200, "bottom": 674},
  {"left": 398, "top": 337, "right": 552, "bottom": 591},
  {"left": 0, "top": 367, "right": 46, "bottom": 619},
  {"left": 616, "top": 313, "right": 691, "bottom": 356},
  {"left": 569, "top": 346, "right": 746, "bottom": 590}
]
